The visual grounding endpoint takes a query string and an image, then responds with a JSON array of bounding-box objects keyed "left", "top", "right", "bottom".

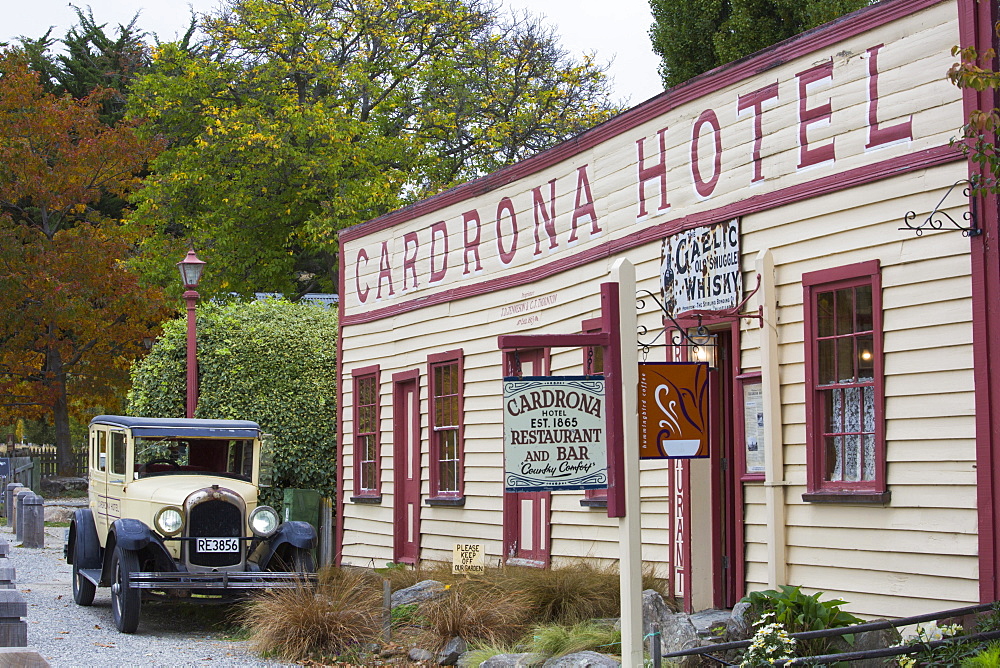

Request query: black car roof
[{"left": 89, "top": 415, "right": 261, "bottom": 439}]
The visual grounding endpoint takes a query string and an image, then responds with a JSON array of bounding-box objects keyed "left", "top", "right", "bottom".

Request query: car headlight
[
  {"left": 249, "top": 505, "right": 280, "bottom": 537},
  {"left": 154, "top": 506, "right": 184, "bottom": 536}
]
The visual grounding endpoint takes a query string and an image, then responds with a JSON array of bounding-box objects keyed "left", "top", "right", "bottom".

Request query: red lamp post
[{"left": 177, "top": 250, "right": 206, "bottom": 419}]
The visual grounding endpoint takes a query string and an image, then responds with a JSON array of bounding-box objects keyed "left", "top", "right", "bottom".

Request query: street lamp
[{"left": 177, "top": 250, "right": 206, "bottom": 418}]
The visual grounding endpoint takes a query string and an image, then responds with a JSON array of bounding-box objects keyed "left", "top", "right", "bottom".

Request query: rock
[
  {"left": 408, "top": 646, "right": 434, "bottom": 662},
  {"left": 438, "top": 636, "right": 468, "bottom": 665},
  {"left": 391, "top": 579, "right": 448, "bottom": 607},
  {"left": 480, "top": 652, "right": 547, "bottom": 667},
  {"left": 39, "top": 477, "right": 87, "bottom": 497},
  {"left": 43, "top": 506, "right": 74, "bottom": 524},
  {"left": 541, "top": 650, "right": 620, "bottom": 667},
  {"left": 828, "top": 621, "right": 901, "bottom": 667},
  {"left": 641, "top": 589, "right": 673, "bottom": 640},
  {"left": 726, "top": 600, "right": 754, "bottom": 640}
]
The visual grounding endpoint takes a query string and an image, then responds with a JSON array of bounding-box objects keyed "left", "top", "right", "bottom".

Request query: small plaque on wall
[{"left": 743, "top": 380, "right": 766, "bottom": 474}]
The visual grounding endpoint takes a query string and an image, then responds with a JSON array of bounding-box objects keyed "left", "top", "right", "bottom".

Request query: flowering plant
[
  {"left": 741, "top": 613, "right": 797, "bottom": 667},
  {"left": 896, "top": 621, "right": 968, "bottom": 667}
]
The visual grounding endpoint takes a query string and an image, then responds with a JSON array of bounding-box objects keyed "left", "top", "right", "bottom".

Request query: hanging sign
[
  {"left": 638, "top": 363, "right": 710, "bottom": 459},
  {"left": 503, "top": 376, "right": 607, "bottom": 492},
  {"left": 660, "top": 219, "right": 742, "bottom": 315}
]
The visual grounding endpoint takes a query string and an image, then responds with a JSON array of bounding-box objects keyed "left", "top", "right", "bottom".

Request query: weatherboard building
[{"left": 335, "top": 0, "right": 1000, "bottom": 618}]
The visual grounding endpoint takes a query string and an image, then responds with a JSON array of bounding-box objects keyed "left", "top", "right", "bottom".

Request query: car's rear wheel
[
  {"left": 111, "top": 545, "right": 141, "bottom": 633},
  {"left": 71, "top": 540, "right": 96, "bottom": 606}
]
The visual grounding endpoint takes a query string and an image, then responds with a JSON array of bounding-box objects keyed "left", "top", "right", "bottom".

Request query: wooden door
[
  {"left": 503, "top": 349, "right": 552, "bottom": 567},
  {"left": 393, "top": 372, "right": 422, "bottom": 564},
  {"left": 710, "top": 330, "right": 741, "bottom": 608}
]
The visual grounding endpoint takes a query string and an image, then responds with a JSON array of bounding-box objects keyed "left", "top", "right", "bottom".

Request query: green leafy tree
[
  {"left": 126, "top": 299, "right": 339, "bottom": 503},
  {"left": 649, "top": 0, "right": 872, "bottom": 88},
  {"left": 126, "top": 0, "right": 619, "bottom": 300},
  {"left": 949, "top": 24, "right": 1000, "bottom": 193},
  {"left": 0, "top": 51, "right": 168, "bottom": 475}
]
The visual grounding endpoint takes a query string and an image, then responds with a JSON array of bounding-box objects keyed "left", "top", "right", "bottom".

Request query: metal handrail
[{"left": 662, "top": 601, "right": 998, "bottom": 662}]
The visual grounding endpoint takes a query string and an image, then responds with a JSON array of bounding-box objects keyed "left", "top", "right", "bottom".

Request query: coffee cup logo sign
[
  {"left": 660, "top": 219, "right": 742, "bottom": 316},
  {"left": 503, "top": 377, "right": 607, "bottom": 492},
  {"left": 638, "top": 363, "right": 710, "bottom": 459}
]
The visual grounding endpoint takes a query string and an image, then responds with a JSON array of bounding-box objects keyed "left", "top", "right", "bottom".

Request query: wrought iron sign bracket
[{"left": 900, "top": 179, "right": 981, "bottom": 237}]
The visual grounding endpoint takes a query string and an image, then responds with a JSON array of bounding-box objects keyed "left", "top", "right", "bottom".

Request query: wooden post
[
  {"left": 21, "top": 495, "right": 43, "bottom": 549},
  {"left": 0, "top": 590, "right": 27, "bottom": 647},
  {"left": 13, "top": 491, "right": 30, "bottom": 545}
]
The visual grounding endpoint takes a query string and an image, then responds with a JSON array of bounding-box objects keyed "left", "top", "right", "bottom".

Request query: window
[
  {"left": 94, "top": 431, "right": 107, "bottom": 472},
  {"left": 352, "top": 366, "right": 381, "bottom": 501},
  {"left": 110, "top": 432, "right": 127, "bottom": 476},
  {"left": 429, "top": 350, "right": 464, "bottom": 500},
  {"left": 803, "top": 260, "right": 887, "bottom": 502}
]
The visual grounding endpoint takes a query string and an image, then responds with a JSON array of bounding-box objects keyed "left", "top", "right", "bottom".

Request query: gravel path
[{"left": 0, "top": 513, "right": 298, "bottom": 667}]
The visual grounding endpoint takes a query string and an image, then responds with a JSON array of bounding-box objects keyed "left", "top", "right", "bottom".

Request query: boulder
[
  {"left": 438, "top": 636, "right": 468, "bottom": 666},
  {"left": 480, "top": 653, "right": 547, "bottom": 667},
  {"left": 408, "top": 647, "right": 434, "bottom": 662},
  {"left": 541, "top": 651, "right": 620, "bottom": 667},
  {"left": 391, "top": 580, "right": 448, "bottom": 608},
  {"left": 726, "top": 600, "right": 754, "bottom": 641},
  {"left": 43, "top": 506, "right": 74, "bottom": 524},
  {"left": 39, "top": 477, "right": 87, "bottom": 497},
  {"left": 829, "top": 621, "right": 901, "bottom": 667}
]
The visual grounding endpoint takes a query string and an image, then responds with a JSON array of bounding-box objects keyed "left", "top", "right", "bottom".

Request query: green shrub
[
  {"left": 743, "top": 585, "right": 861, "bottom": 657},
  {"left": 127, "top": 299, "right": 338, "bottom": 506},
  {"left": 963, "top": 640, "right": 1000, "bottom": 667},
  {"left": 529, "top": 620, "right": 621, "bottom": 658}
]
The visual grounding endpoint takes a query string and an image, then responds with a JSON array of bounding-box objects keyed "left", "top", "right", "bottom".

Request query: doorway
[
  {"left": 502, "top": 349, "right": 552, "bottom": 567},
  {"left": 393, "top": 371, "right": 421, "bottom": 564}
]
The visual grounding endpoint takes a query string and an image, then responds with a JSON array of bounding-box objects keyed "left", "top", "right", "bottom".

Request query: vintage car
[{"left": 65, "top": 415, "right": 317, "bottom": 633}]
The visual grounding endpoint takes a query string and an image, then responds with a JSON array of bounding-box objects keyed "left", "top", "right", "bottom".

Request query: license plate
[{"left": 196, "top": 538, "right": 240, "bottom": 553}]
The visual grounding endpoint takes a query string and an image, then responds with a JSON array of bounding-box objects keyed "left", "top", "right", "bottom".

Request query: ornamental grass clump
[
  {"left": 740, "top": 613, "right": 796, "bottom": 667},
  {"left": 530, "top": 620, "right": 622, "bottom": 658},
  {"left": 422, "top": 583, "right": 532, "bottom": 646},
  {"left": 239, "top": 567, "right": 382, "bottom": 662}
]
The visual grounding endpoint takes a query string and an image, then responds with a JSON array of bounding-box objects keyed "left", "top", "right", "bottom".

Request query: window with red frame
[
  {"left": 352, "top": 367, "right": 380, "bottom": 499},
  {"left": 429, "top": 351, "right": 464, "bottom": 499},
  {"left": 803, "top": 261, "right": 886, "bottom": 500}
]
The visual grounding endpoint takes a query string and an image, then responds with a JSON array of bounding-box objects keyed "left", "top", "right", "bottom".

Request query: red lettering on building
[
  {"left": 569, "top": 165, "right": 600, "bottom": 242},
  {"left": 430, "top": 220, "right": 449, "bottom": 283},
  {"left": 797, "top": 60, "right": 835, "bottom": 169},
  {"left": 636, "top": 127, "right": 670, "bottom": 219},
  {"left": 532, "top": 179, "right": 558, "bottom": 255},
  {"left": 377, "top": 241, "right": 394, "bottom": 299},
  {"left": 463, "top": 210, "right": 482, "bottom": 274},
  {"left": 691, "top": 109, "right": 723, "bottom": 198},
  {"left": 496, "top": 197, "right": 518, "bottom": 265},
  {"left": 355, "top": 248, "right": 370, "bottom": 303},
  {"left": 737, "top": 82, "right": 779, "bottom": 183},
  {"left": 402, "top": 231, "right": 419, "bottom": 290},
  {"left": 866, "top": 44, "right": 912, "bottom": 149}
]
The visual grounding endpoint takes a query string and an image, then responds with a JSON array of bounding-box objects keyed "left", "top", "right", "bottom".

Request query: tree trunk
[{"left": 47, "top": 348, "right": 76, "bottom": 477}]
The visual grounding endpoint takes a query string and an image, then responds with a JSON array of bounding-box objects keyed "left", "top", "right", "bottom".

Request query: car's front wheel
[
  {"left": 110, "top": 545, "right": 141, "bottom": 633},
  {"left": 71, "top": 547, "right": 96, "bottom": 606}
]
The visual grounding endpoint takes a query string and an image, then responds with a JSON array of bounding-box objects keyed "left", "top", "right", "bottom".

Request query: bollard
[
  {"left": 2, "top": 484, "right": 17, "bottom": 520},
  {"left": 13, "top": 491, "right": 31, "bottom": 545},
  {"left": 21, "top": 495, "right": 43, "bottom": 549},
  {"left": 0, "top": 590, "right": 27, "bottom": 647}
]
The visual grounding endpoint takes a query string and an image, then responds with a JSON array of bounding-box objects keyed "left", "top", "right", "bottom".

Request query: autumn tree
[
  {"left": 949, "top": 22, "right": 1000, "bottom": 193},
  {"left": 126, "top": 0, "right": 619, "bottom": 300},
  {"left": 0, "top": 51, "right": 167, "bottom": 474},
  {"left": 649, "top": 0, "right": 872, "bottom": 88}
]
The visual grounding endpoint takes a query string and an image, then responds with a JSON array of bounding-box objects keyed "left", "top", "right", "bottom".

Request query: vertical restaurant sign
[
  {"left": 660, "top": 219, "right": 741, "bottom": 315},
  {"left": 639, "top": 363, "right": 710, "bottom": 459},
  {"left": 503, "top": 377, "right": 607, "bottom": 492}
]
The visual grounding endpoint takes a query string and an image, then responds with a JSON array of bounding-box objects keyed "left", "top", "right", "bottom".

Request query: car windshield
[{"left": 133, "top": 437, "right": 254, "bottom": 480}]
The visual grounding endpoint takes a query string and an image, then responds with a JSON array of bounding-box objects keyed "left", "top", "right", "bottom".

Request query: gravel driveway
[{"left": 0, "top": 516, "right": 297, "bottom": 667}]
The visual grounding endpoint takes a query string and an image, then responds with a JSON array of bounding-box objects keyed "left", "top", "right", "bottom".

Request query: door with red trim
[
  {"left": 393, "top": 372, "right": 421, "bottom": 564},
  {"left": 710, "top": 330, "right": 740, "bottom": 608},
  {"left": 503, "top": 349, "right": 551, "bottom": 567}
]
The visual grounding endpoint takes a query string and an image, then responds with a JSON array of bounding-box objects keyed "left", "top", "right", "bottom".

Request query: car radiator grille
[{"left": 187, "top": 499, "right": 243, "bottom": 568}]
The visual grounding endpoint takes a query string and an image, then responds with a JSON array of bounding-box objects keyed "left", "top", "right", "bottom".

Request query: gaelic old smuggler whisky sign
[
  {"left": 503, "top": 377, "right": 607, "bottom": 492},
  {"left": 660, "top": 219, "right": 742, "bottom": 316}
]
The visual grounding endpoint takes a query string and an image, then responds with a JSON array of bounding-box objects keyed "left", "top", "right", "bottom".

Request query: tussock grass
[
  {"left": 529, "top": 620, "right": 621, "bottom": 658},
  {"left": 422, "top": 583, "right": 532, "bottom": 646},
  {"left": 239, "top": 567, "right": 382, "bottom": 662}
]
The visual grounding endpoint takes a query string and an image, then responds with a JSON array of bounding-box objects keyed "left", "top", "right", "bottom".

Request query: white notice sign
[
  {"left": 453, "top": 543, "right": 485, "bottom": 574},
  {"left": 503, "top": 377, "right": 607, "bottom": 492}
]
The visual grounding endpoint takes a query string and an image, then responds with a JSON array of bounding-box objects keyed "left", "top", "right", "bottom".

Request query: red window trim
[
  {"left": 802, "top": 260, "right": 887, "bottom": 499},
  {"left": 351, "top": 365, "right": 381, "bottom": 500},
  {"left": 428, "top": 349, "right": 465, "bottom": 500}
]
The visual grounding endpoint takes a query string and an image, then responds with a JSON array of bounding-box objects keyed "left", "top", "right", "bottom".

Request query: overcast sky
[{"left": 2, "top": 0, "right": 664, "bottom": 104}]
